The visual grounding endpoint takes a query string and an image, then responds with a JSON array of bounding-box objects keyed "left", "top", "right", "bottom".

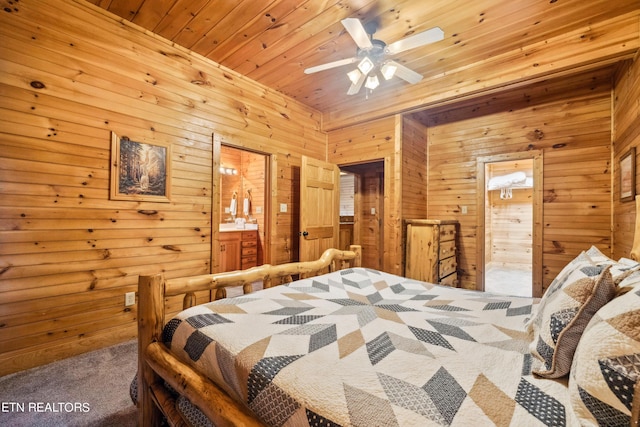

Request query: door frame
[
  {"left": 339, "top": 160, "right": 386, "bottom": 270},
  {"left": 212, "top": 134, "right": 272, "bottom": 271},
  {"left": 476, "top": 151, "right": 543, "bottom": 297}
]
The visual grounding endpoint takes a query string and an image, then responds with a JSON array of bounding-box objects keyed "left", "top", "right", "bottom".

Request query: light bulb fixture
[
  {"left": 347, "top": 70, "right": 366, "bottom": 95},
  {"left": 381, "top": 62, "right": 397, "bottom": 80},
  {"left": 219, "top": 166, "right": 238, "bottom": 175},
  {"left": 365, "top": 75, "right": 380, "bottom": 90},
  {"left": 347, "top": 69, "right": 362, "bottom": 84},
  {"left": 357, "top": 57, "right": 374, "bottom": 75}
]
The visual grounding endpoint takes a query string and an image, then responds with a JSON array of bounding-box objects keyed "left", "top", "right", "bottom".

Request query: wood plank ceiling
[{"left": 88, "top": 0, "right": 639, "bottom": 128}]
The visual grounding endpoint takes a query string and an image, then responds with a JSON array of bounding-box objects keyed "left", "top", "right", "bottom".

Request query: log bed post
[{"left": 137, "top": 273, "right": 166, "bottom": 426}]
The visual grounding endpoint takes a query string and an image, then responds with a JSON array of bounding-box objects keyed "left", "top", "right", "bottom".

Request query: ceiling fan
[{"left": 304, "top": 18, "right": 444, "bottom": 95}]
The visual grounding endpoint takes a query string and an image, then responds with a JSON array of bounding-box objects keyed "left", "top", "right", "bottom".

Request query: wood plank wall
[
  {"left": 613, "top": 57, "right": 640, "bottom": 259},
  {"left": 242, "top": 150, "right": 266, "bottom": 265},
  {"left": 220, "top": 147, "right": 242, "bottom": 222},
  {"left": 419, "top": 68, "right": 614, "bottom": 291},
  {"left": 0, "top": 0, "right": 326, "bottom": 375},
  {"left": 402, "top": 117, "right": 429, "bottom": 220}
]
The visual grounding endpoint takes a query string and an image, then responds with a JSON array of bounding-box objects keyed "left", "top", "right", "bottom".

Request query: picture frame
[
  {"left": 110, "top": 132, "right": 172, "bottom": 202},
  {"left": 620, "top": 147, "right": 635, "bottom": 203}
]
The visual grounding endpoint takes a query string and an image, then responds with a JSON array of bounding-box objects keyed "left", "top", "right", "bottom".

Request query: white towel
[
  {"left": 229, "top": 198, "right": 237, "bottom": 216},
  {"left": 243, "top": 198, "right": 250, "bottom": 216},
  {"left": 487, "top": 171, "right": 527, "bottom": 190}
]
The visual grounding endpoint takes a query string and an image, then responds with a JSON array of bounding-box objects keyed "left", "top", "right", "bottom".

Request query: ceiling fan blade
[
  {"left": 347, "top": 71, "right": 366, "bottom": 95},
  {"left": 341, "top": 18, "right": 373, "bottom": 49},
  {"left": 388, "top": 61, "right": 423, "bottom": 84},
  {"left": 385, "top": 26, "right": 444, "bottom": 55},
  {"left": 304, "top": 57, "right": 358, "bottom": 74}
]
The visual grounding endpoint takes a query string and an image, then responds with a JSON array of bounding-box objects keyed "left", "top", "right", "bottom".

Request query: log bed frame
[{"left": 137, "top": 245, "right": 362, "bottom": 427}]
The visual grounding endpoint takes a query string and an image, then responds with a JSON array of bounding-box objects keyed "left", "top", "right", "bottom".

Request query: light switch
[
  {"left": 280, "top": 203, "right": 287, "bottom": 213},
  {"left": 370, "top": 208, "right": 376, "bottom": 215},
  {"left": 461, "top": 206, "right": 468, "bottom": 214}
]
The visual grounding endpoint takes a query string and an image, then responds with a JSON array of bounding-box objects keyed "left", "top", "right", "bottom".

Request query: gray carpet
[{"left": 0, "top": 340, "right": 137, "bottom": 427}]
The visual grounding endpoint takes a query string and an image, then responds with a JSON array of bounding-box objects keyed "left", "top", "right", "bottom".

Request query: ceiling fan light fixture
[
  {"left": 381, "top": 62, "right": 397, "bottom": 80},
  {"left": 357, "top": 57, "right": 374, "bottom": 75},
  {"left": 347, "top": 69, "right": 362, "bottom": 84},
  {"left": 347, "top": 72, "right": 366, "bottom": 95},
  {"left": 365, "top": 75, "right": 380, "bottom": 90}
]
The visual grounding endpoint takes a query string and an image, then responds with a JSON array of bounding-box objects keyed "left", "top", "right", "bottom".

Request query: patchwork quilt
[{"left": 163, "top": 268, "right": 578, "bottom": 426}]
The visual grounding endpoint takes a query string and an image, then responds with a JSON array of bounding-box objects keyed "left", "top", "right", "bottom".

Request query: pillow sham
[
  {"left": 526, "top": 251, "right": 598, "bottom": 335},
  {"left": 569, "top": 285, "right": 640, "bottom": 426},
  {"left": 530, "top": 265, "right": 616, "bottom": 378},
  {"left": 586, "top": 245, "right": 640, "bottom": 284},
  {"left": 526, "top": 252, "right": 593, "bottom": 331}
]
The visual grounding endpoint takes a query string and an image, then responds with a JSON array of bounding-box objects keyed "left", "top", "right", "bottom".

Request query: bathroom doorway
[
  {"left": 476, "top": 151, "right": 543, "bottom": 297},
  {"left": 215, "top": 141, "right": 270, "bottom": 268}
]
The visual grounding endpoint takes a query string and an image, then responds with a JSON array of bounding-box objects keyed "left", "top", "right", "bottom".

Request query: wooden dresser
[{"left": 404, "top": 219, "right": 459, "bottom": 286}]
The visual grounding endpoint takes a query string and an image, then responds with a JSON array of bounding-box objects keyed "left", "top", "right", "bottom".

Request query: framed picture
[
  {"left": 620, "top": 147, "right": 635, "bottom": 203},
  {"left": 110, "top": 132, "right": 172, "bottom": 202}
]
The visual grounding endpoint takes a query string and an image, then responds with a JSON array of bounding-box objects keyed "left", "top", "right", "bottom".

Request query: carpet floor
[{"left": 0, "top": 339, "right": 137, "bottom": 427}]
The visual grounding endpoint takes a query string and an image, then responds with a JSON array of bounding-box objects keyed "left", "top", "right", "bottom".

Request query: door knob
[{"left": 300, "top": 231, "right": 309, "bottom": 237}]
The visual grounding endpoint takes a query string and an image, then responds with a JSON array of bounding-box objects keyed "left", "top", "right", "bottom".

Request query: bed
[{"left": 135, "top": 243, "right": 640, "bottom": 426}]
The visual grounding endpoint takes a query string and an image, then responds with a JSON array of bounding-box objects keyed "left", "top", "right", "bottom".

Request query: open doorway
[
  {"left": 340, "top": 161, "right": 384, "bottom": 270},
  {"left": 484, "top": 159, "right": 533, "bottom": 297},
  {"left": 217, "top": 144, "right": 270, "bottom": 267},
  {"left": 476, "top": 151, "right": 543, "bottom": 297}
]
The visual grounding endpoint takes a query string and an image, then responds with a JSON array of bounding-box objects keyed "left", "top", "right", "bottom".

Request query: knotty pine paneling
[
  {"left": 613, "top": 57, "right": 640, "bottom": 260},
  {"left": 402, "top": 117, "right": 428, "bottom": 220},
  {"left": 422, "top": 76, "right": 613, "bottom": 292},
  {"left": 242, "top": 150, "right": 266, "bottom": 265},
  {"left": 0, "top": 0, "right": 325, "bottom": 375}
]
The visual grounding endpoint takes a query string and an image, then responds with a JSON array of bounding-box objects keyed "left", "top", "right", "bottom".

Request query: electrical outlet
[
  {"left": 280, "top": 203, "right": 287, "bottom": 213},
  {"left": 125, "top": 292, "right": 136, "bottom": 306}
]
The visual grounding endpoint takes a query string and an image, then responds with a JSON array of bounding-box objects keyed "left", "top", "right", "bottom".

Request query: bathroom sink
[{"left": 219, "top": 223, "right": 258, "bottom": 231}]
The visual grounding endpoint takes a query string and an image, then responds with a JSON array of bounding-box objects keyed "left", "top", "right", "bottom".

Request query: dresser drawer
[
  {"left": 440, "top": 225, "right": 456, "bottom": 242},
  {"left": 242, "top": 240, "right": 257, "bottom": 248},
  {"left": 242, "top": 247, "right": 257, "bottom": 256},
  {"left": 242, "top": 256, "right": 257, "bottom": 268},
  {"left": 439, "top": 239, "right": 456, "bottom": 259},
  {"left": 439, "top": 256, "right": 457, "bottom": 278},
  {"left": 439, "top": 272, "right": 458, "bottom": 287}
]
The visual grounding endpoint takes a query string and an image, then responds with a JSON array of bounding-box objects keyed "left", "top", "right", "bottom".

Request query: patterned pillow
[
  {"left": 569, "top": 285, "right": 640, "bottom": 426},
  {"left": 586, "top": 245, "right": 640, "bottom": 284},
  {"left": 525, "top": 251, "right": 595, "bottom": 334},
  {"left": 530, "top": 265, "right": 616, "bottom": 378}
]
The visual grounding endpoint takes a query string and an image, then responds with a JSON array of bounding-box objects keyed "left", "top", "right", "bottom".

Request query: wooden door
[{"left": 299, "top": 156, "right": 340, "bottom": 261}]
